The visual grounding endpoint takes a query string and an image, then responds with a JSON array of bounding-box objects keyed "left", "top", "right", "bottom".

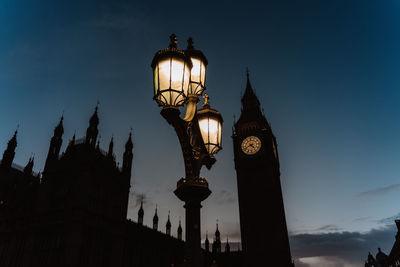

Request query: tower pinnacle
[
  {"left": 86, "top": 105, "right": 99, "bottom": 146},
  {"left": 153, "top": 205, "right": 159, "bottom": 230},
  {"left": 1, "top": 129, "right": 18, "bottom": 170}
]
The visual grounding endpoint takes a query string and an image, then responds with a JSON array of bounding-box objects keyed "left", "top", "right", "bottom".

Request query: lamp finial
[
  {"left": 169, "top": 33, "right": 178, "bottom": 48},
  {"left": 187, "top": 37, "right": 194, "bottom": 50},
  {"left": 203, "top": 93, "right": 210, "bottom": 107}
]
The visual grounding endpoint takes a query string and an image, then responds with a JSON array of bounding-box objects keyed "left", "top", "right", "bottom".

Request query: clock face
[{"left": 241, "top": 136, "right": 261, "bottom": 155}]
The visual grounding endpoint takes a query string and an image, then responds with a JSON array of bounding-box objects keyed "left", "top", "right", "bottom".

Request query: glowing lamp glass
[
  {"left": 188, "top": 57, "right": 207, "bottom": 96},
  {"left": 197, "top": 108, "right": 223, "bottom": 155},
  {"left": 152, "top": 47, "right": 192, "bottom": 107}
]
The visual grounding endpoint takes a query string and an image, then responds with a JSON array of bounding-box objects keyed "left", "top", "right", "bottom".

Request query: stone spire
[
  {"left": 122, "top": 130, "right": 133, "bottom": 176},
  {"left": 177, "top": 217, "right": 183, "bottom": 240},
  {"left": 1, "top": 129, "right": 18, "bottom": 170},
  {"left": 86, "top": 104, "right": 99, "bottom": 146},
  {"left": 24, "top": 156, "right": 34, "bottom": 175},
  {"left": 138, "top": 201, "right": 144, "bottom": 225},
  {"left": 205, "top": 231, "right": 210, "bottom": 252},
  {"left": 107, "top": 136, "right": 114, "bottom": 158},
  {"left": 225, "top": 237, "right": 230, "bottom": 253},
  {"left": 153, "top": 205, "right": 159, "bottom": 230},
  {"left": 241, "top": 69, "right": 261, "bottom": 113},
  {"left": 166, "top": 211, "right": 171, "bottom": 236},
  {"left": 44, "top": 116, "right": 64, "bottom": 173}
]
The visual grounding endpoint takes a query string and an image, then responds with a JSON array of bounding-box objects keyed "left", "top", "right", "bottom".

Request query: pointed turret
[
  {"left": 177, "top": 218, "right": 183, "bottom": 240},
  {"left": 86, "top": 105, "right": 99, "bottom": 147},
  {"left": 212, "top": 222, "right": 221, "bottom": 254},
  {"left": 65, "top": 134, "right": 75, "bottom": 154},
  {"left": 153, "top": 206, "right": 159, "bottom": 230},
  {"left": 225, "top": 237, "right": 230, "bottom": 253},
  {"left": 54, "top": 116, "right": 64, "bottom": 137},
  {"left": 166, "top": 211, "right": 171, "bottom": 236},
  {"left": 241, "top": 69, "right": 260, "bottom": 112},
  {"left": 235, "top": 69, "right": 265, "bottom": 128},
  {"left": 215, "top": 223, "right": 220, "bottom": 240},
  {"left": 122, "top": 131, "right": 133, "bottom": 176},
  {"left": 24, "top": 156, "right": 34, "bottom": 175},
  {"left": 1, "top": 129, "right": 18, "bottom": 170},
  {"left": 138, "top": 201, "right": 144, "bottom": 225},
  {"left": 107, "top": 136, "right": 114, "bottom": 158},
  {"left": 44, "top": 116, "right": 63, "bottom": 173},
  {"left": 205, "top": 232, "right": 210, "bottom": 252}
]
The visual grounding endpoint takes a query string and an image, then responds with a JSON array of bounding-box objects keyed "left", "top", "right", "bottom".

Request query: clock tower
[{"left": 233, "top": 72, "right": 293, "bottom": 266}]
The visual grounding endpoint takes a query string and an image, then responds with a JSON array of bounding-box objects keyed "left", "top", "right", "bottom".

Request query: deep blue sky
[{"left": 1, "top": 0, "right": 400, "bottom": 265}]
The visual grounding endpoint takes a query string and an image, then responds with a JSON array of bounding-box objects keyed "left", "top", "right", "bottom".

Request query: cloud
[
  {"left": 295, "top": 256, "right": 358, "bottom": 267},
  {"left": 289, "top": 224, "right": 343, "bottom": 236},
  {"left": 84, "top": 3, "right": 150, "bottom": 34},
  {"left": 358, "top": 184, "right": 400, "bottom": 198},
  {"left": 377, "top": 213, "right": 400, "bottom": 226},
  {"left": 353, "top": 217, "right": 372, "bottom": 223},
  {"left": 314, "top": 224, "right": 343, "bottom": 232},
  {"left": 290, "top": 225, "right": 397, "bottom": 266},
  {"left": 128, "top": 191, "right": 149, "bottom": 209},
  {"left": 213, "top": 190, "right": 236, "bottom": 205}
]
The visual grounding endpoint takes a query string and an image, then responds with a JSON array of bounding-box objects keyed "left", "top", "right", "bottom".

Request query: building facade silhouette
[
  {"left": 0, "top": 107, "right": 186, "bottom": 267},
  {"left": 0, "top": 106, "right": 243, "bottom": 267},
  {"left": 232, "top": 72, "right": 294, "bottom": 266}
]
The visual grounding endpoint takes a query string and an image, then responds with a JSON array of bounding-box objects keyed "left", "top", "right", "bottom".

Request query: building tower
[
  {"left": 24, "top": 156, "right": 34, "bottom": 175},
  {"left": 138, "top": 201, "right": 144, "bottom": 225},
  {"left": 177, "top": 218, "right": 183, "bottom": 240},
  {"left": 123, "top": 132, "right": 133, "bottom": 176},
  {"left": 205, "top": 232, "right": 210, "bottom": 252},
  {"left": 43, "top": 116, "right": 63, "bottom": 176},
  {"left": 225, "top": 237, "right": 230, "bottom": 253},
  {"left": 166, "top": 211, "right": 171, "bottom": 236},
  {"left": 232, "top": 71, "right": 293, "bottom": 266},
  {"left": 153, "top": 206, "right": 159, "bottom": 230},
  {"left": 0, "top": 129, "right": 18, "bottom": 170},
  {"left": 107, "top": 136, "right": 114, "bottom": 160},
  {"left": 86, "top": 105, "right": 99, "bottom": 146},
  {"left": 212, "top": 223, "right": 221, "bottom": 254}
]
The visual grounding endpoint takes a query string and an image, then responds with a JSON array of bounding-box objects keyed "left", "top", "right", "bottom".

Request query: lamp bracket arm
[
  {"left": 182, "top": 95, "right": 199, "bottom": 122},
  {"left": 161, "top": 107, "right": 196, "bottom": 178},
  {"left": 189, "top": 115, "right": 216, "bottom": 173},
  {"left": 161, "top": 107, "right": 216, "bottom": 179}
]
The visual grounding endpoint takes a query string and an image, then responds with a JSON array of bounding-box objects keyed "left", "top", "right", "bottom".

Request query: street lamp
[
  {"left": 151, "top": 34, "right": 223, "bottom": 267},
  {"left": 151, "top": 33, "right": 192, "bottom": 107},
  {"left": 197, "top": 94, "right": 223, "bottom": 155},
  {"left": 185, "top": 37, "right": 208, "bottom": 96}
]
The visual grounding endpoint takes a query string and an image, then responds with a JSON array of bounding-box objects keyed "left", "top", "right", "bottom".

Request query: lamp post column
[
  {"left": 175, "top": 177, "right": 211, "bottom": 267},
  {"left": 185, "top": 200, "right": 202, "bottom": 266}
]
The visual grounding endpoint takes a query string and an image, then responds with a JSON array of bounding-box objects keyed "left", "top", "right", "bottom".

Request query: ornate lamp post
[{"left": 151, "top": 34, "right": 223, "bottom": 267}]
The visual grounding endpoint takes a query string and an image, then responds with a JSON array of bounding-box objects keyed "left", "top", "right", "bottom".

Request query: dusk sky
[{"left": 1, "top": 0, "right": 400, "bottom": 266}]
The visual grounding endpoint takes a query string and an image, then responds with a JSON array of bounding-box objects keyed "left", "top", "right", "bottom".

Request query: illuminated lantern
[
  {"left": 185, "top": 37, "right": 208, "bottom": 96},
  {"left": 151, "top": 34, "right": 192, "bottom": 107},
  {"left": 197, "top": 94, "right": 223, "bottom": 155}
]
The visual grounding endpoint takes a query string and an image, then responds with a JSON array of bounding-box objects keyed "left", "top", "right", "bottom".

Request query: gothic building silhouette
[{"left": 0, "top": 74, "right": 293, "bottom": 266}]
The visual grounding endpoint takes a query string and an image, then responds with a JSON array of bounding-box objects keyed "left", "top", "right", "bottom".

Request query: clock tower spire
[{"left": 232, "top": 71, "right": 293, "bottom": 266}]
